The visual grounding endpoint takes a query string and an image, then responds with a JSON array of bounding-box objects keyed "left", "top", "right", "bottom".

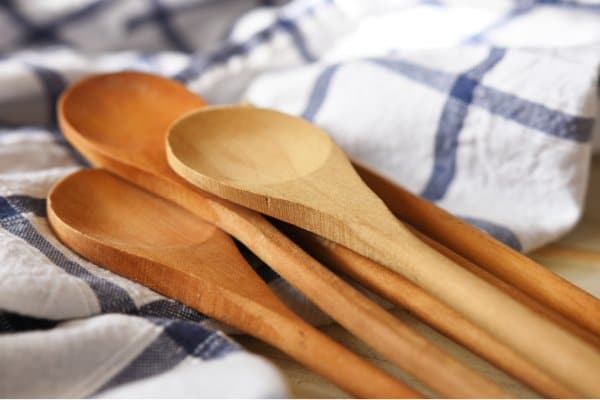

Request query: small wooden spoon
[
  {"left": 166, "top": 105, "right": 600, "bottom": 397},
  {"left": 47, "top": 168, "right": 418, "bottom": 399},
  {"left": 59, "top": 72, "right": 507, "bottom": 397}
]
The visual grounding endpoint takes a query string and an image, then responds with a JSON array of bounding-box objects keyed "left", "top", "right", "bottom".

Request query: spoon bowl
[{"left": 169, "top": 106, "right": 332, "bottom": 185}]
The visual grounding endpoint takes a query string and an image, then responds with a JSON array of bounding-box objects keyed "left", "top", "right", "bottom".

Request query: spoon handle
[
  {"left": 111, "top": 167, "right": 507, "bottom": 396},
  {"left": 209, "top": 206, "right": 508, "bottom": 398},
  {"left": 409, "top": 225, "right": 600, "bottom": 350},
  {"left": 286, "top": 225, "right": 578, "bottom": 398},
  {"left": 349, "top": 220, "right": 600, "bottom": 397},
  {"left": 258, "top": 310, "right": 422, "bottom": 398},
  {"left": 353, "top": 161, "right": 600, "bottom": 337}
]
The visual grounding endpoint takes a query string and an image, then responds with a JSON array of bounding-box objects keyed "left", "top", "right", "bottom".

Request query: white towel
[{"left": 0, "top": 0, "right": 599, "bottom": 397}]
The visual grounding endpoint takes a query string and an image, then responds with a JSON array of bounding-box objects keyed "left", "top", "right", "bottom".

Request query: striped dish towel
[{"left": 1, "top": 0, "right": 599, "bottom": 397}]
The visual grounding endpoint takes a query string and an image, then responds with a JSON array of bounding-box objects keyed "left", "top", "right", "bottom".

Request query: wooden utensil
[
  {"left": 406, "top": 224, "right": 600, "bottom": 350},
  {"left": 166, "top": 105, "right": 600, "bottom": 397},
  {"left": 352, "top": 161, "right": 600, "bottom": 337},
  {"left": 281, "top": 223, "right": 578, "bottom": 398},
  {"left": 58, "top": 72, "right": 506, "bottom": 398},
  {"left": 48, "top": 169, "right": 417, "bottom": 398}
]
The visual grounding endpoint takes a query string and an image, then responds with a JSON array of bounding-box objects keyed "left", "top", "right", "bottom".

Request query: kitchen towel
[{"left": 1, "top": 0, "right": 599, "bottom": 397}]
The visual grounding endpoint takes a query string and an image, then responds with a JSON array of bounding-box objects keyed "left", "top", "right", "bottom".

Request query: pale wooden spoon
[
  {"left": 166, "top": 105, "right": 600, "bottom": 397},
  {"left": 48, "top": 168, "right": 419, "bottom": 399},
  {"left": 58, "top": 72, "right": 507, "bottom": 398}
]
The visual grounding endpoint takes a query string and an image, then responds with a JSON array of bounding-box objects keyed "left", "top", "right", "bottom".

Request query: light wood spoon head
[
  {"left": 167, "top": 106, "right": 334, "bottom": 185},
  {"left": 166, "top": 106, "right": 402, "bottom": 241}
]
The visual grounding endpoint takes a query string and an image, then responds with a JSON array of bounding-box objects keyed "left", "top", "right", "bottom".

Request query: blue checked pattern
[
  {"left": 0, "top": 0, "right": 599, "bottom": 397},
  {"left": 0, "top": 192, "right": 251, "bottom": 395}
]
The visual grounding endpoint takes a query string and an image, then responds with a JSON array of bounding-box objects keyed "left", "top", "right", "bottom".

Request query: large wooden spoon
[
  {"left": 59, "top": 72, "right": 507, "bottom": 397},
  {"left": 48, "top": 169, "right": 418, "bottom": 398},
  {"left": 166, "top": 105, "right": 600, "bottom": 397}
]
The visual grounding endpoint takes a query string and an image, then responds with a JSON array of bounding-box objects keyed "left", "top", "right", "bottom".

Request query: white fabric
[{"left": 1, "top": 0, "right": 599, "bottom": 397}]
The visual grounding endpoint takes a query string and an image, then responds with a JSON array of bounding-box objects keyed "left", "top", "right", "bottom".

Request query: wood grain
[
  {"left": 59, "top": 72, "right": 505, "bottom": 398},
  {"left": 166, "top": 105, "right": 600, "bottom": 397}
]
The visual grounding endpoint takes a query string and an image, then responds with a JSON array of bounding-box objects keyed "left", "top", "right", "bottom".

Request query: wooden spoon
[
  {"left": 47, "top": 168, "right": 418, "bottom": 399},
  {"left": 58, "top": 72, "right": 507, "bottom": 397},
  {"left": 166, "top": 105, "right": 600, "bottom": 397}
]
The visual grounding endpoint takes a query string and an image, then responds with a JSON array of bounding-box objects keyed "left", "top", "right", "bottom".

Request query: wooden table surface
[{"left": 237, "top": 154, "right": 600, "bottom": 398}]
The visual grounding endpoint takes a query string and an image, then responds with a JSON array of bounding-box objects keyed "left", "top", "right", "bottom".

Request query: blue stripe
[
  {"left": 51, "top": 0, "right": 114, "bottom": 25},
  {"left": 276, "top": 17, "right": 316, "bottom": 62},
  {"left": 139, "top": 299, "right": 206, "bottom": 322},
  {"left": 126, "top": 0, "right": 196, "bottom": 53},
  {"left": 0, "top": 300, "right": 207, "bottom": 333},
  {"left": 95, "top": 319, "right": 239, "bottom": 395},
  {"left": 174, "top": 0, "right": 330, "bottom": 82},
  {"left": 368, "top": 57, "right": 594, "bottom": 142},
  {"left": 1, "top": 195, "right": 46, "bottom": 218},
  {"left": 301, "top": 64, "right": 339, "bottom": 120},
  {"left": 370, "top": 58, "right": 456, "bottom": 92},
  {"left": 0, "top": 0, "right": 113, "bottom": 48},
  {"left": 96, "top": 328, "right": 188, "bottom": 393},
  {"left": 147, "top": 0, "right": 193, "bottom": 53},
  {"left": 299, "top": 56, "right": 594, "bottom": 147},
  {"left": 0, "top": 197, "right": 19, "bottom": 219},
  {"left": 532, "top": 0, "right": 600, "bottom": 10},
  {"left": 473, "top": 86, "right": 594, "bottom": 142},
  {"left": 461, "top": 216, "right": 522, "bottom": 251},
  {"left": 421, "top": 48, "right": 505, "bottom": 201},
  {"left": 162, "top": 320, "right": 238, "bottom": 359},
  {"left": 0, "top": 0, "right": 63, "bottom": 45}
]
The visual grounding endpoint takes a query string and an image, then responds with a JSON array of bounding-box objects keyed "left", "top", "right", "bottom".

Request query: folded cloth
[{"left": 0, "top": 0, "right": 599, "bottom": 397}]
